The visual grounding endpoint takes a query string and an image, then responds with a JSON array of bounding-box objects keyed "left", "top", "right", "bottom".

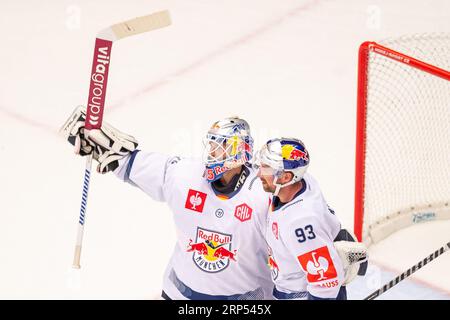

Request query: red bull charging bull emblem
[
  {"left": 267, "top": 246, "right": 279, "bottom": 280},
  {"left": 187, "top": 227, "right": 237, "bottom": 273},
  {"left": 281, "top": 144, "right": 309, "bottom": 161}
]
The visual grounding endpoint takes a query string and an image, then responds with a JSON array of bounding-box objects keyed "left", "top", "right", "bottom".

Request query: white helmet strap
[{"left": 272, "top": 173, "right": 298, "bottom": 197}]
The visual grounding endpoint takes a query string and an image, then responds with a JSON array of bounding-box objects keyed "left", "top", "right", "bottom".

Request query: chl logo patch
[
  {"left": 186, "top": 227, "right": 237, "bottom": 273},
  {"left": 234, "top": 203, "right": 252, "bottom": 222},
  {"left": 185, "top": 189, "right": 207, "bottom": 213},
  {"left": 297, "top": 246, "right": 338, "bottom": 283}
]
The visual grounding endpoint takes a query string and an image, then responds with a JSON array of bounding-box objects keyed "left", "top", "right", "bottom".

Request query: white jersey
[
  {"left": 266, "top": 173, "right": 345, "bottom": 300},
  {"left": 114, "top": 150, "right": 273, "bottom": 299}
]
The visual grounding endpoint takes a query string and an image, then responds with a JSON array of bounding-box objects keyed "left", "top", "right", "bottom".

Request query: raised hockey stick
[
  {"left": 72, "top": 10, "right": 172, "bottom": 269},
  {"left": 364, "top": 241, "right": 450, "bottom": 300}
]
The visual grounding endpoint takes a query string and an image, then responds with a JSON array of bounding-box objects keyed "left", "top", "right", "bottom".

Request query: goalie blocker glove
[{"left": 60, "top": 106, "right": 138, "bottom": 173}]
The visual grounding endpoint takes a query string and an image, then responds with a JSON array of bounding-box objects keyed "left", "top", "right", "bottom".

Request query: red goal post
[{"left": 354, "top": 35, "right": 450, "bottom": 244}]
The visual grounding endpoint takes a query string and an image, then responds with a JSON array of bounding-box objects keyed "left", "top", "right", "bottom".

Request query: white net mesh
[{"left": 362, "top": 33, "right": 450, "bottom": 243}]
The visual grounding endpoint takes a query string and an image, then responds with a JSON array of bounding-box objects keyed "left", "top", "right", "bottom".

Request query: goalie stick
[
  {"left": 72, "top": 10, "right": 172, "bottom": 269},
  {"left": 364, "top": 241, "right": 450, "bottom": 300}
]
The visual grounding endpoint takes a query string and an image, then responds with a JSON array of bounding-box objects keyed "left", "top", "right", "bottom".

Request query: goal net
[{"left": 354, "top": 33, "right": 450, "bottom": 245}]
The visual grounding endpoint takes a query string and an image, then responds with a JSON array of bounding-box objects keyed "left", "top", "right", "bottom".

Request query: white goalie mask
[{"left": 202, "top": 117, "right": 254, "bottom": 182}]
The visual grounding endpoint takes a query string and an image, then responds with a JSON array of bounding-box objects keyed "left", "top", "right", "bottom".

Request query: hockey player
[
  {"left": 61, "top": 106, "right": 273, "bottom": 300},
  {"left": 254, "top": 138, "right": 367, "bottom": 300}
]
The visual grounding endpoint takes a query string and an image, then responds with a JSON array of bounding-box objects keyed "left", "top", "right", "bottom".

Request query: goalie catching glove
[
  {"left": 334, "top": 229, "right": 369, "bottom": 285},
  {"left": 60, "top": 106, "right": 138, "bottom": 173}
]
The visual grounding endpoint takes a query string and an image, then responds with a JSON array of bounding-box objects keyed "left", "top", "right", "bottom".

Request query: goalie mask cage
[{"left": 354, "top": 33, "right": 450, "bottom": 245}]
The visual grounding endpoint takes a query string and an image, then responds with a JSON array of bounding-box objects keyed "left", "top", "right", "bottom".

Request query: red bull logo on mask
[
  {"left": 187, "top": 227, "right": 237, "bottom": 273},
  {"left": 281, "top": 144, "right": 308, "bottom": 161}
]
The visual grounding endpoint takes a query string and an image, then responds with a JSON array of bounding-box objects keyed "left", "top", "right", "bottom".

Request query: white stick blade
[
  {"left": 111, "top": 10, "right": 171, "bottom": 40},
  {"left": 72, "top": 245, "right": 82, "bottom": 269}
]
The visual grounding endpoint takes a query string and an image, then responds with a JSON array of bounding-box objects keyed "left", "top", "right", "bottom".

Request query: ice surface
[{"left": 0, "top": 0, "right": 448, "bottom": 299}]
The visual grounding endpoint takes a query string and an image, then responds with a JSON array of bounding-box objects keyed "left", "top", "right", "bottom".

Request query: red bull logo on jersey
[
  {"left": 268, "top": 256, "right": 279, "bottom": 280},
  {"left": 267, "top": 247, "right": 279, "bottom": 280},
  {"left": 185, "top": 189, "right": 207, "bottom": 213},
  {"left": 281, "top": 144, "right": 309, "bottom": 161},
  {"left": 297, "top": 246, "right": 337, "bottom": 283},
  {"left": 187, "top": 227, "right": 237, "bottom": 273}
]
